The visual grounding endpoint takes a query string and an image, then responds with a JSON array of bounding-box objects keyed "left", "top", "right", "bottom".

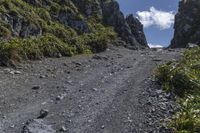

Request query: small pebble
[
  {"left": 37, "top": 109, "right": 49, "bottom": 119},
  {"left": 92, "top": 88, "right": 98, "bottom": 91},
  {"left": 32, "top": 86, "right": 41, "bottom": 90},
  {"left": 40, "top": 75, "right": 46, "bottom": 79},
  {"left": 101, "top": 125, "right": 105, "bottom": 129},
  {"left": 60, "top": 126, "right": 68, "bottom": 132}
]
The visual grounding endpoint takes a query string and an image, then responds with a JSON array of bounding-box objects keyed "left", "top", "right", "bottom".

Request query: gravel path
[{"left": 0, "top": 47, "right": 182, "bottom": 133}]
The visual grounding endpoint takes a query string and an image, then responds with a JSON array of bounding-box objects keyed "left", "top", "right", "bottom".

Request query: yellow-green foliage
[
  {"left": 74, "top": 22, "right": 117, "bottom": 53},
  {"left": 0, "top": 34, "right": 75, "bottom": 61},
  {"left": 155, "top": 47, "right": 200, "bottom": 132},
  {"left": 171, "top": 95, "right": 200, "bottom": 133}
]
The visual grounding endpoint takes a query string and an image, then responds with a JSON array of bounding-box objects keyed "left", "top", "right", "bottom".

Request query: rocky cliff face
[
  {"left": 126, "top": 14, "right": 147, "bottom": 48},
  {"left": 170, "top": 0, "right": 200, "bottom": 48},
  {"left": 0, "top": 0, "right": 148, "bottom": 49},
  {"left": 101, "top": 0, "right": 148, "bottom": 49}
]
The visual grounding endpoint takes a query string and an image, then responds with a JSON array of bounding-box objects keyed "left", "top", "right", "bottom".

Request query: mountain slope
[{"left": 0, "top": 0, "right": 148, "bottom": 66}]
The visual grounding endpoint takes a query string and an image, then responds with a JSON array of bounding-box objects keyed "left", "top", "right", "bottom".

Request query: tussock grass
[{"left": 155, "top": 47, "right": 200, "bottom": 132}]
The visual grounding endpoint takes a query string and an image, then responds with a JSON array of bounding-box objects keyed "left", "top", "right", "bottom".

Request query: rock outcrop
[
  {"left": 0, "top": 0, "right": 148, "bottom": 49},
  {"left": 126, "top": 14, "right": 148, "bottom": 48},
  {"left": 63, "top": 0, "right": 148, "bottom": 48},
  {"left": 102, "top": 0, "right": 144, "bottom": 49},
  {"left": 170, "top": 0, "right": 200, "bottom": 48}
]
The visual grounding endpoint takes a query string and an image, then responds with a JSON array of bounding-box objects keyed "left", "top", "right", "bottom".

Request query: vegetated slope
[
  {"left": 170, "top": 0, "right": 200, "bottom": 48},
  {"left": 0, "top": 0, "right": 148, "bottom": 66},
  {"left": 155, "top": 47, "right": 200, "bottom": 132}
]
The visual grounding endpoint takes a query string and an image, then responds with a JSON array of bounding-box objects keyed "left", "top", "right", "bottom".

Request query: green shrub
[
  {"left": 154, "top": 63, "right": 174, "bottom": 90},
  {"left": 0, "top": 39, "right": 23, "bottom": 63},
  {"left": 38, "top": 34, "right": 74, "bottom": 57},
  {"left": 44, "top": 22, "right": 77, "bottom": 43},
  {"left": 0, "top": 34, "right": 75, "bottom": 65},
  {"left": 0, "top": 26, "right": 11, "bottom": 38},
  {"left": 37, "top": 8, "right": 51, "bottom": 21}
]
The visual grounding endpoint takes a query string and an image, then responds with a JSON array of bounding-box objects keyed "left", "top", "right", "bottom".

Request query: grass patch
[
  {"left": 154, "top": 47, "right": 200, "bottom": 132},
  {"left": 0, "top": 25, "right": 116, "bottom": 66},
  {"left": 0, "top": 34, "right": 74, "bottom": 65}
]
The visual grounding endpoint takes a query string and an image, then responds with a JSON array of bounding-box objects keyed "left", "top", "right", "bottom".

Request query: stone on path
[{"left": 22, "top": 119, "right": 56, "bottom": 133}]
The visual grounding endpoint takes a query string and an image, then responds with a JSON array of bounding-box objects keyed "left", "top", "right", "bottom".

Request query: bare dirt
[{"left": 0, "top": 47, "right": 182, "bottom": 133}]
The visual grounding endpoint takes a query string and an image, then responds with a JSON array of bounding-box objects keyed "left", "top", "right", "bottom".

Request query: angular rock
[
  {"left": 22, "top": 119, "right": 56, "bottom": 133},
  {"left": 32, "top": 86, "right": 41, "bottom": 90},
  {"left": 186, "top": 43, "right": 199, "bottom": 48},
  {"left": 92, "top": 55, "right": 108, "bottom": 60},
  {"left": 60, "top": 126, "right": 68, "bottom": 132},
  {"left": 37, "top": 109, "right": 49, "bottom": 119}
]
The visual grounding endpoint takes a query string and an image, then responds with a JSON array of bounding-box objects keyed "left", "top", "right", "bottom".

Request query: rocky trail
[{"left": 0, "top": 47, "right": 182, "bottom": 133}]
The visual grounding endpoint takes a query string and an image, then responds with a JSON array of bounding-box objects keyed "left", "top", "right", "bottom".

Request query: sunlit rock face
[{"left": 170, "top": 0, "right": 200, "bottom": 48}]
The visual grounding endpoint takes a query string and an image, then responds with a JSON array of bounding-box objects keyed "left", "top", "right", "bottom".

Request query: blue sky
[{"left": 116, "top": 0, "right": 179, "bottom": 47}]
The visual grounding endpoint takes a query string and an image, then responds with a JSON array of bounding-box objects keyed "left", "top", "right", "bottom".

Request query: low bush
[{"left": 0, "top": 34, "right": 74, "bottom": 65}]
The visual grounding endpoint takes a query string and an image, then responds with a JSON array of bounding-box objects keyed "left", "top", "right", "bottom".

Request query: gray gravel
[{"left": 0, "top": 47, "right": 182, "bottom": 133}]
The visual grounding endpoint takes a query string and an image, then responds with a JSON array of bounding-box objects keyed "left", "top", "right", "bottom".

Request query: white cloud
[
  {"left": 148, "top": 43, "right": 163, "bottom": 48},
  {"left": 136, "top": 7, "right": 175, "bottom": 30}
]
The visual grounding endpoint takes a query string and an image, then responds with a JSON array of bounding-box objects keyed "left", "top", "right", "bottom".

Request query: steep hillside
[
  {"left": 170, "top": 0, "right": 200, "bottom": 48},
  {"left": 0, "top": 0, "right": 148, "bottom": 66}
]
